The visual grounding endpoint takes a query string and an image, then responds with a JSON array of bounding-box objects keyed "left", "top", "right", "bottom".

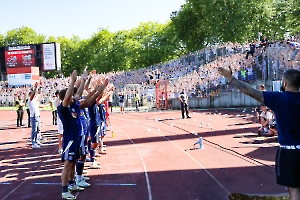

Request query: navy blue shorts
[
  {"left": 276, "top": 148, "right": 300, "bottom": 187},
  {"left": 61, "top": 139, "right": 80, "bottom": 162},
  {"left": 90, "top": 126, "right": 100, "bottom": 143},
  {"left": 99, "top": 122, "right": 107, "bottom": 137}
]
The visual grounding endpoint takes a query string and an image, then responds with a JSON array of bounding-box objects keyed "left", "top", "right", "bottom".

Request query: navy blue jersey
[
  {"left": 78, "top": 109, "right": 86, "bottom": 136},
  {"left": 58, "top": 101, "right": 81, "bottom": 141},
  {"left": 99, "top": 104, "right": 106, "bottom": 122},
  {"left": 88, "top": 102, "right": 101, "bottom": 127},
  {"left": 84, "top": 107, "right": 90, "bottom": 126},
  {"left": 263, "top": 91, "right": 300, "bottom": 145}
]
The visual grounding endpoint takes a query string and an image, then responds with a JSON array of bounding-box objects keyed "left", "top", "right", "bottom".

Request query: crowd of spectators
[{"left": 1, "top": 35, "right": 300, "bottom": 107}]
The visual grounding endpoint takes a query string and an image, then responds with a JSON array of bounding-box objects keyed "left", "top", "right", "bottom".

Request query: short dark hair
[
  {"left": 59, "top": 89, "right": 67, "bottom": 101},
  {"left": 59, "top": 87, "right": 78, "bottom": 101},
  {"left": 283, "top": 69, "right": 300, "bottom": 89}
]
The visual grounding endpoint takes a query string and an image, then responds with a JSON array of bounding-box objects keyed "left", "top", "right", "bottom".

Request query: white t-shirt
[
  {"left": 28, "top": 95, "right": 41, "bottom": 117},
  {"left": 266, "top": 111, "right": 275, "bottom": 125},
  {"left": 53, "top": 97, "right": 61, "bottom": 108}
]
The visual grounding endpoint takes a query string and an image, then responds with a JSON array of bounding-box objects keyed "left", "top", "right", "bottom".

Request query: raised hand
[
  {"left": 81, "top": 68, "right": 89, "bottom": 80},
  {"left": 71, "top": 70, "right": 77, "bottom": 82},
  {"left": 218, "top": 67, "right": 233, "bottom": 80},
  {"left": 103, "top": 78, "right": 109, "bottom": 86},
  {"left": 97, "top": 84, "right": 107, "bottom": 95}
]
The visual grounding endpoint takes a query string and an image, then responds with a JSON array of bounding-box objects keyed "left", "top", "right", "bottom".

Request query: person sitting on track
[
  {"left": 257, "top": 105, "right": 275, "bottom": 136},
  {"left": 267, "top": 109, "right": 277, "bottom": 137}
]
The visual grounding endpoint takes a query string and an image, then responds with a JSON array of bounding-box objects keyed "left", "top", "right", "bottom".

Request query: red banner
[{"left": 5, "top": 48, "right": 35, "bottom": 68}]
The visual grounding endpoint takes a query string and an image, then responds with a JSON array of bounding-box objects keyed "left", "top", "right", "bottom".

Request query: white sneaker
[
  {"left": 95, "top": 153, "right": 101, "bottom": 157},
  {"left": 32, "top": 143, "right": 41, "bottom": 149},
  {"left": 82, "top": 175, "right": 90, "bottom": 181},
  {"left": 76, "top": 179, "right": 90, "bottom": 188},
  {"left": 36, "top": 140, "right": 42, "bottom": 146},
  {"left": 101, "top": 147, "right": 106, "bottom": 151},
  {"left": 68, "top": 184, "right": 84, "bottom": 192},
  {"left": 58, "top": 149, "right": 63, "bottom": 154},
  {"left": 62, "top": 192, "right": 76, "bottom": 200},
  {"left": 90, "top": 162, "right": 101, "bottom": 169}
]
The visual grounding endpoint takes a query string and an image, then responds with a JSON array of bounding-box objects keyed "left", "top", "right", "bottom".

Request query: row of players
[{"left": 27, "top": 69, "right": 112, "bottom": 200}]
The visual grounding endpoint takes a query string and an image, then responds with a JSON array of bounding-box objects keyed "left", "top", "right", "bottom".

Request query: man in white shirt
[{"left": 28, "top": 82, "right": 42, "bottom": 149}]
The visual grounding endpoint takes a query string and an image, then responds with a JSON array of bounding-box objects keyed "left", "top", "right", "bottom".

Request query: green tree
[
  {"left": 0, "top": 34, "right": 4, "bottom": 46},
  {"left": 171, "top": 0, "right": 275, "bottom": 50},
  {"left": 126, "top": 22, "right": 181, "bottom": 69},
  {"left": 287, "top": 0, "right": 300, "bottom": 35},
  {"left": 3, "top": 26, "right": 45, "bottom": 46}
]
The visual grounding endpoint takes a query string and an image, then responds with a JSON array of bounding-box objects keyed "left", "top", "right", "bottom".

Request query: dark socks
[
  {"left": 68, "top": 180, "right": 75, "bottom": 187},
  {"left": 76, "top": 160, "right": 84, "bottom": 176},
  {"left": 88, "top": 140, "right": 91, "bottom": 152},
  {"left": 90, "top": 148, "right": 95, "bottom": 162},
  {"left": 62, "top": 185, "right": 68, "bottom": 193}
]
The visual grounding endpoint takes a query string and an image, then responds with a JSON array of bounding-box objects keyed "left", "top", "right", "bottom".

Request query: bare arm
[
  {"left": 62, "top": 70, "right": 77, "bottom": 107},
  {"left": 79, "top": 89, "right": 97, "bottom": 109},
  {"left": 96, "top": 91, "right": 112, "bottom": 105},
  {"left": 218, "top": 67, "right": 264, "bottom": 103},
  {"left": 30, "top": 82, "right": 38, "bottom": 101},
  {"left": 74, "top": 70, "right": 89, "bottom": 102},
  {"left": 74, "top": 78, "right": 85, "bottom": 103},
  {"left": 230, "top": 77, "right": 264, "bottom": 103},
  {"left": 84, "top": 76, "right": 92, "bottom": 90},
  {"left": 79, "top": 84, "right": 107, "bottom": 109}
]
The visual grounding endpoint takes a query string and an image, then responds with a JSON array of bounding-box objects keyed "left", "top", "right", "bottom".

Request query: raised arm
[
  {"left": 96, "top": 91, "right": 113, "bottom": 105},
  {"left": 79, "top": 84, "right": 107, "bottom": 109},
  {"left": 74, "top": 70, "right": 89, "bottom": 102},
  {"left": 29, "top": 82, "right": 39, "bottom": 101},
  {"left": 218, "top": 67, "right": 264, "bottom": 103},
  {"left": 62, "top": 70, "right": 77, "bottom": 107},
  {"left": 84, "top": 74, "right": 92, "bottom": 91}
]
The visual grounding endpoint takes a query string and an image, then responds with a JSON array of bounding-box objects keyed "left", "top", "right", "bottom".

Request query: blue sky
[{"left": 0, "top": 0, "right": 186, "bottom": 39}]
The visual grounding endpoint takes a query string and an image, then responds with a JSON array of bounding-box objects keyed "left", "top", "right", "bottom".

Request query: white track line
[
  {"left": 113, "top": 116, "right": 230, "bottom": 198},
  {"left": 114, "top": 125, "right": 152, "bottom": 200},
  {"left": 1, "top": 147, "right": 59, "bottom": 200},
  {"left": 154, "top": 130, "right": 230, "bottom": 197}
]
